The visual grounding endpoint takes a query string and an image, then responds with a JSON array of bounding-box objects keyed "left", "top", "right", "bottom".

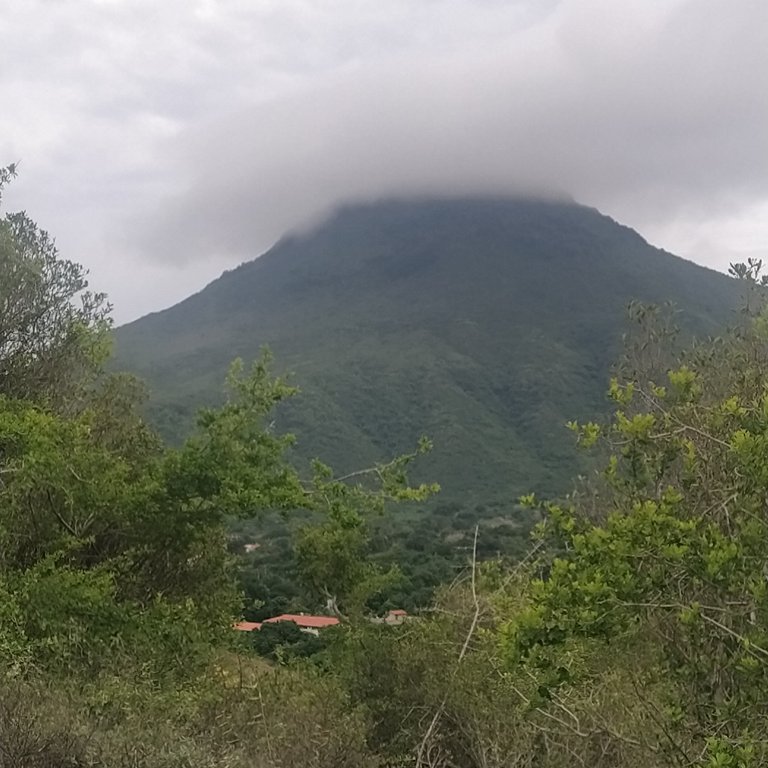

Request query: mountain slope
[{"left": 114, "top": 197, "right": 742, "bottom": 500}]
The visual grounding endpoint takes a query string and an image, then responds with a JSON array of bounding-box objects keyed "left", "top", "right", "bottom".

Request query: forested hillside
[{"left": 114, "top": 197, "right": 743, "bottom": 502}]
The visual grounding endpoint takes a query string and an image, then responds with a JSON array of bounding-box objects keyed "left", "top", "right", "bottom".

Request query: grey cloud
[
  {"left": 1, "top": 0, "right": 766, "bottom": 322},
  {"left": 133, "top": 0, "right": 768, "bottom": 272}
]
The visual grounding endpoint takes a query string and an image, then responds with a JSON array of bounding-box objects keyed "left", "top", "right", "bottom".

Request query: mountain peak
[{"left": 115, "top": 198, "right": 739, "bottom": 500}]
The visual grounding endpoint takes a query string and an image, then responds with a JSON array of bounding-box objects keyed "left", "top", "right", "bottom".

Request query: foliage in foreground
[
  {"left": 501, "top": 265, "right": 768, "bottom": 766},
  {"left": 291, "top": 265, "right": 768, "bottom": 768},
  {"left": 0, "top": 167, "right": 429, "bottom": 766}
]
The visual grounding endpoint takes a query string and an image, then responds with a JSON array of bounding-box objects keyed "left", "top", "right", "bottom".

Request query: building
[
  {"left": 369, "top": 608, "right": 411, "bottom": 626},
  {"left": 233, "top": 614, "right": 340, "bottom": 637},
  {"left": 233, "top": 620, "right": 262, "bottom": 632},
  {"left": 263, "top": 614, "right": 340, "bottom": 637}
]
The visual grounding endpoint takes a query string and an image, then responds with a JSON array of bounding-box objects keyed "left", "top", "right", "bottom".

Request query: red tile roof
[
  {"left": 388, "top": 609, "right": 408, "bottom": 616},
  {"left": 264, "top": 614, "right": 340, "bottom": 629},
  {"left": 234, "top": 621, "right": 262, "bottom": 631}
]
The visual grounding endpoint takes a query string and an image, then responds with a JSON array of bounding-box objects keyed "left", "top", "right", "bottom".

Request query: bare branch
[{"left": 416, "top": 525, "right": 480, "bottom": 767}]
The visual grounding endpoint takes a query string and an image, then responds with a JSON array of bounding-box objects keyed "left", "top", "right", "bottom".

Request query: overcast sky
[{"left": 1, "top": 0, "right": 767, "bottom": 323}]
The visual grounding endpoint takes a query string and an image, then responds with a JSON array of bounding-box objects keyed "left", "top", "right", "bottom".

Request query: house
[
  {"left": 384, "top": 609, "right": 409, "bottom": 625},
  {"left": 233, "top": 620, "right": 262, "bottom": 632},
  {"left": 233, "top": 613, "right": 340, "bottom": 637},
  {"left": 263, "top": 613, "right": 340, "bottom": 637},
  {"left": 370, "top": 608, "right": 411, "bottom": 626}
]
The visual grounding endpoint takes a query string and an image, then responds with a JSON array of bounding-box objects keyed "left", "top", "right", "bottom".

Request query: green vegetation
[
  {"left": 250, "top": 620, "right": 332, "bottom": 662},
  {"left": 115, "top": 197, "right": 745, "bottom": 626},
  {"left": 6, "top": 169, "right": 768, "bottom": 767},
  {"left": 113, "top": 197, "right": 743, "bottom": 502},
  {"left": 314, "top": 261, "right": 768, "bottom": 767},
  {"left": 232, "top": 498, "right": 535, "bottom": 619},
  {"left": 0, "top": 168, "right": 431, "bottom": 766}
]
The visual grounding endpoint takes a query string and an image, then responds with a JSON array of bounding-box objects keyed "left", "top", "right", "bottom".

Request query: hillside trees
[
  {"left": 499, "top": 260, "right": 768, "bottom": 766},
  {"left": 113, "top": 197, "right": 745, "bottom": 504},
  {"left": 0, "top": 168, "right": 450, "bottom": 767},
  {"left": 313, "top": 266, "right": 768, "bottom": 768},
  {"left": 0, "top": 169, "right": 434, "bottom": 685},
  {"left": 0, "top": 165, "right": 111, "bottom": 406}
]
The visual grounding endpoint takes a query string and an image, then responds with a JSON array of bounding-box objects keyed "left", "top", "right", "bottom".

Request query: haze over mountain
[{"left": 114, "top": 197, "right": 743, "bottom": 501}]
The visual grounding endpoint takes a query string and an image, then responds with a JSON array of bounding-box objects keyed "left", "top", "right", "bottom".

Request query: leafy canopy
[
  {"left": 0, "top": 165, "right": 111, "bottom": 407},
  {"left": 503, "top": 259, "right": 768, "bottom": 766},
  {"left": 0, "top": 169, "right": 436, "bottom": 687}
]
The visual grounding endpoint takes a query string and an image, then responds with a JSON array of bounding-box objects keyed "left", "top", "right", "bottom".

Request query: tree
[
  {"left": 295, "top": 439, "right": 438, "bottom": 616},
  {"left": 0, "top": 165, "right": 110, "bottom": 407},
  {"left": 504, "top": 260, "right": 768, "bottom": 766},
  {"left": 251, "top": 620, "right": 328, "bottom": 662},
  {"left": 0, "top": 168, "right": 430, "bottom": 767}
]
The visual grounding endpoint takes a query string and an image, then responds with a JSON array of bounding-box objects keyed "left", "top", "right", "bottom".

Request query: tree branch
[{"left": 416, "top": 525, "right": 480, "bottom": 766}]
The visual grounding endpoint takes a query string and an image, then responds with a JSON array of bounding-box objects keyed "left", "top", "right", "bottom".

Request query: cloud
[
  {"left": 1, "top": 0, "right": 766, "bottom": 321},
  {"left": 135, "top": 0, "right": 768, "bottom": 272}
]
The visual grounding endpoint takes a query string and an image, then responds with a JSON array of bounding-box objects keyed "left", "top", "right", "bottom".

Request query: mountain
[{"left": 114, "top": 197, "right": 742, "bottom": 501}]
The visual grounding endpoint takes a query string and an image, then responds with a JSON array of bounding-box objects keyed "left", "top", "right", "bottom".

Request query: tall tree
[
  {"left": 0, "top": 165, "right": 110, "bottom": 407},
  {"left": 505, "top": 260, "right": 768, "bottom": 766}
]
